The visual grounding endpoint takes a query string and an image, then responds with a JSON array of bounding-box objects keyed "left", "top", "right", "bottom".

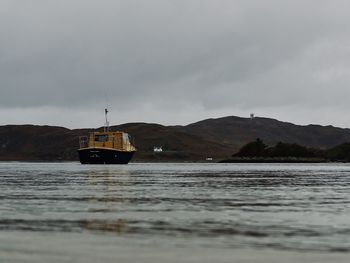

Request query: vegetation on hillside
[
  {"left": 325, "top": 143, "right": 350, "bottom": 162},
  {"left": 227, "top": 138, "right": 350, "bottom": 162},
  {"left": 232, "top": 138, "right": 268, "bottom": 157},
  {"left": 233, "top": 139, "right": 319, "bottom": 158}
]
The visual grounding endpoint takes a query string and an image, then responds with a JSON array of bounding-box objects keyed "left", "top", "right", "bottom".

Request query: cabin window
[
  {"left": 123, "top": 133, "right": 130, "bottom": 144},
  {"left": 94, "top": 134, "right": 109, "bottom": 142}
]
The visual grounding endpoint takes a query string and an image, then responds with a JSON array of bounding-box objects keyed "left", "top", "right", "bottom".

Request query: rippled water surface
[{"left": 1, "top": 162, "right": 350, "bottom": 262}]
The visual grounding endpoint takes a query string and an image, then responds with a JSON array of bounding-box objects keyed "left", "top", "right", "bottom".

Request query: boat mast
[{"left": 104, "top": 108, "right": 109, "bottom": 132}]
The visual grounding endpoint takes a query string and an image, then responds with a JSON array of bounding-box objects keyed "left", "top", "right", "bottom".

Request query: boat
[{"left": 78, "top": 109, "right": 136, "bottom": 164}]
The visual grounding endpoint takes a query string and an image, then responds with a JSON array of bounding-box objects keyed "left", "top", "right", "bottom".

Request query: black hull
[{"left": 78, "top": 148, "right": 135, "bottom": 164}]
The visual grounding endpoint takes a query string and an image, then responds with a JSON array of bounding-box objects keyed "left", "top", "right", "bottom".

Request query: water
[{"left": 1, "top": 162, "right": 350, "bottom": 262}]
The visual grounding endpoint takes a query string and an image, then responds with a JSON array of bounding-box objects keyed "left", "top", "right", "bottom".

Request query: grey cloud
[{"left": 1, "top": 0, "right": 350, "bottom": 127}]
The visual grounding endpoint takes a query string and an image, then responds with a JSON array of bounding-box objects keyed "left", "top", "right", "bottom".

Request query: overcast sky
[{"left": 1, "top": 0, "right": 350, "bottom": 128}]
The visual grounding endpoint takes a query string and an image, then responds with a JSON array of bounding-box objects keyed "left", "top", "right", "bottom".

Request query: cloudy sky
[{"left": 1, "top": 0, "right": 350, "bottom": 128}]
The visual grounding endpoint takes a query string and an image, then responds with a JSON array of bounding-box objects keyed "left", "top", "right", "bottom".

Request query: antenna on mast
[{"left": 104, "top": 108, "right": 109, "bottom": 132}]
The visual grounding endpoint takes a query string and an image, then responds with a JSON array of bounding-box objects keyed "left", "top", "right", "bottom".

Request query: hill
[
  {"left": 0, "top": 125, "right": 83, "bottom": 161},
  {"left": 178, "top": 116, "right": 350, "bottom": 151},
  {"left": 1, "top": 116, "right": 350, "bottom": 161}
]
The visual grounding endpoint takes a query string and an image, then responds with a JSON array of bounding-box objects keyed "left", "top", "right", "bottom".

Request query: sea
[{"left": 0, "top": 162, "right": 350, "bottom": 263}]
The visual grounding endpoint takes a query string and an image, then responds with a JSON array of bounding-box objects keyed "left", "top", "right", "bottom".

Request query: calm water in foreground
[{"left": 1, "top": 162, "right": 350, "bottom": 262}]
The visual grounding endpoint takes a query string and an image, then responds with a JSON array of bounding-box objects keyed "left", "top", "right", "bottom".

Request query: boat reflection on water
[
  {"left": 84, "top": 218, "right": 129, "bottom": 233},
  {"left": 82, "top": 166, "right": 133, "bottom": 234},
  {"left": 86, "top": 165, "right": 132, "bottom": 188}
]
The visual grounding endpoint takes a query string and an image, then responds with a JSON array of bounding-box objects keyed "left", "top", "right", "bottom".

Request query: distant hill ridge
[{"left": 1, "top": 116, "right": 350, "bottom": 161}]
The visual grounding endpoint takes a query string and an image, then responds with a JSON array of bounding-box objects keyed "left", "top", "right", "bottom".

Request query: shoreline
[{"left": 218, "top": 157, "right": 332, "bottom": 163}]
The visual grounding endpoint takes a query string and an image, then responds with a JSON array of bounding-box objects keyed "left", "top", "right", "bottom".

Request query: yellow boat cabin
[{"left": 79, "top": 131, "right": 136, "bottom": 152}]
